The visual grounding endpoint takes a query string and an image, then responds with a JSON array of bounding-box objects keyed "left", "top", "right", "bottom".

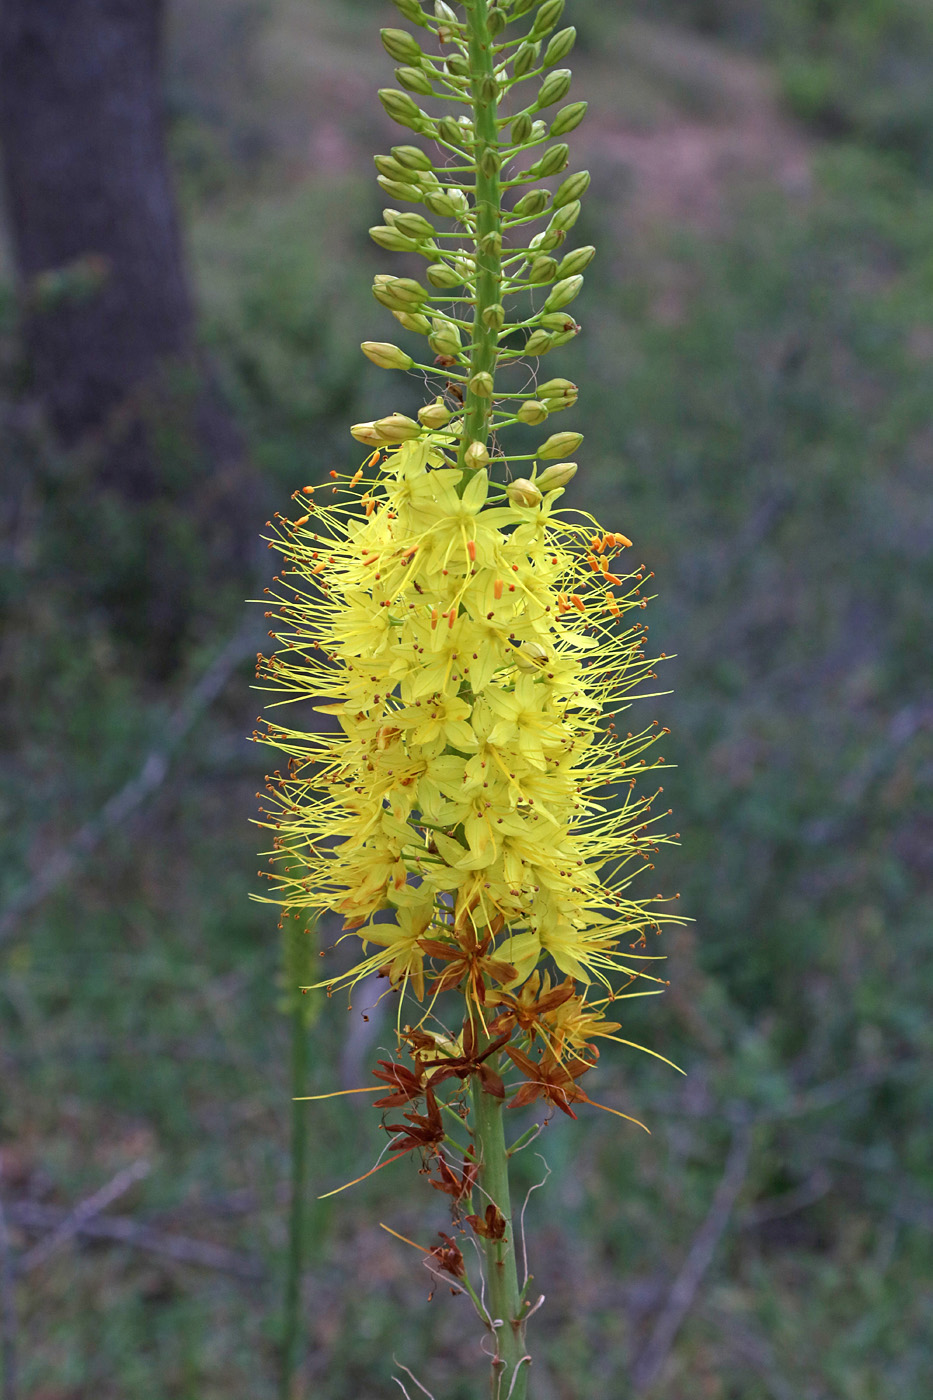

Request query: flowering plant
[{"left": 255, "top": 2, "right": 681, "bottom": 1393}]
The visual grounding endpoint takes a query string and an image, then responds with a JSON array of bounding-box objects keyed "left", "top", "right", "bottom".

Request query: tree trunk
[{"left": 0, "top": 0, "right": 252, "bottom": 674}]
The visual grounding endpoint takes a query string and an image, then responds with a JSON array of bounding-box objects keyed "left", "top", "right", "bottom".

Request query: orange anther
[
  {"left": 365, "top": 500, "right": 376, "bottom": 516},
  {"left": 349, "top": 468, "right": 363, "bottom": 487},
  {"left": 329, "top": 471, "right": 338, "bottom": 479},
  {"left": 493, "top": 579, "right": 504, "bottom": 600},
  {"left": 586, "top": 555, "right": 599, "bottom": 571},
  {"left": 431, "top": 608, "right": 439, "bottom": 629},
  {"left": 570, "top": 595, "right": 585, "bottom": 613},
  {"left": 367, "top": 451, "right": 381, "bottom": 467},
  {"left": 615, "top": 532, "right": 633, "bottom": 548},
  {"left": 302, "top": 485, "right": 315, "bottom": 494},
  {"left": 293, "top": 515, "right": 309, "bottom": 527},
  {"left": 448, "top": 607, "right": 456, "bottom": 628},
  {"left": 467, "top": 540, "right": 476, "bottom": 561}
]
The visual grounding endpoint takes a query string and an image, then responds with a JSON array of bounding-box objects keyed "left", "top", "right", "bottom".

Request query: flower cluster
[{"left": 255, "top": 437, "right": 681, "bottom": 1107}]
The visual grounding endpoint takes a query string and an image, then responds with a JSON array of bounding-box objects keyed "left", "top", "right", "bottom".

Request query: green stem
[
  {"left": 459, "top": 0, "right": 502, "bottom": 469},
  {"left": 471, "top": 1074, "right": 529, "bottom": 1400},
  {"left": 281, "top": 1001, "right": 309, "bottom": 1399}
]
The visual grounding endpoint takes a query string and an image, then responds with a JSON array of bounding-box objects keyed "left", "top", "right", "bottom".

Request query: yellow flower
[{"left": 255, "top": 439, "right": 682, "bottom": 1068}]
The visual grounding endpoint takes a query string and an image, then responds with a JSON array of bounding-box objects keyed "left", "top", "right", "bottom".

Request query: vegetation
[{"left": 0, "top": 1, "right": 930, "bottom": 1396}]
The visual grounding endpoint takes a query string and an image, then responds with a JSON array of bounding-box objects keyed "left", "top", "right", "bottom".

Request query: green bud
[
  {"left": 537, "top": 376, "right": 578, "bottom": 409},
  {"left": 437, "top": 115, "right": 465, "bottom": 144},
  {"left": 468, "top": 371, "right": 494, "bottom": 398},
  {"left": 377, "top": 175, "right": 423, "bottom": 203},
  {"left": 445, "top": 53, "right": 470, "bottom": 78},
  {"left": 392, "top": 143, "right": 434, "bottom": 171},
  {"left": 479, "top": 230, "right": 503, "bottom": 255},
  {"left": 537, "top": 429, "right": 582, "bottom": 458},
  {"left": 531, "top": 0, "right": 565, "bottom": 39},
  {"left": 512, "top": 0, "right": 535, "bottom": 15},
  {"left": 374, "top": 412, "right": 422, "bottom": 442},
  {"left": 428, "top": 318, "right": 462, "bottom": 356},
  {"left": 513, "top": 188, "right": 550, "bottom": 217},
  {"left": 392, "top": 0, "right": 429, "bottom": 26},
  {"left": 464, "top": 441, "right": 490, "bottom": 469},
  {"left": 557, "top": 244, "right": 596, "bottom": 277},
  {"left": 551, "top": 325, "right": 579, "bottom": 346},
  {"left": 482, "top": 302, "right": 506, "bottom": 330},
  {"left": 532, "top": 142, "right": 570, "bottom": 177},
  {"left": 535, "top": 460, "right": 577, "bottom": 491},
  {"left": 480, "top": 146, "right": 501, "bottom": 177},
  {"left": 487, "top": 7, "right": 507, "bottom": 37},
  {"left": 517, "top": 399, "right": 549, "bottom": 425},
  {"left": 393, "top": 211, "right": 436, "bottom": 240},
  {"left": 528, "top": 255, "right": 558, "bottom": 283},
  {"left": 536, "top": 68, "right": 572, "bottom": 109},
  {"left": 423, "top": 189, "right": 460, "bottom": 218},
  {"left": 350, "top": 421, "right": 390, "bottom": 447},
  {"left": 426, "top": 262, "right": 463, "bottom": 289},
  {"left": 553, "top": 170, "right": 590, "bottom": 208},
  {"left": 392, "top": 309, "right": 432, "bottom": 334},
  {"left": 549, "top": 198, "right": 581, "bottom": 231},
  {"left": 434, "top": 1, "right": 457, "bottom": 22},
  {"left": 418, "top": 398, "right": 452, "bottom": 428},
  {"left": 374, "top": 275, "right": 428, "bottom": 307},
  {"left": 530, "top": 228, "right": 563, "bottom": 251},
  {"left": 507, "top": 477, "right": 543, "bottom": 507},
  {"left": 544, "top": 274, "right": 583, "bottom": 312},
  {"left": 381, "top": 28, "right": 422, "bottom": 63},
  {"left": 480, "top": 74, "right": 499, "bottom": 104},
  {"left": 525, "top": 328, "right": 554, "bottom": 356},
  {"left": 378, "top": 88, "right": 423, "bottom": 130},
  {"left": 544, "top": 26, "right": 576, "bottom": 65},
  {"left": 370, "top": 224, "right": 417, "bottom": 252},
  {"left": 514, "top": 41, "right": 540, "bottom": 78},
  {"left": 511, "top": 111, "right": 533, "bottom": 144},
  {"left": 396, "top": 65, "right": 434, "bottom": 97},
  {"left": 361, "top": 340, "right": 414, "bottom": 370},
  {"left": 374, "top": 154, "right": 408, "bottom": 179},
  {"left": 549, "top": 100, "right": 587, "bottom": 136},
  {"left": 540, "top": 311, "right": 577, "bottom": 330}
]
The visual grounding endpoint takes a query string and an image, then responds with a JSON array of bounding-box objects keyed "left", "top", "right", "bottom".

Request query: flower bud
[
  {"left": 468, "top": 371, "right": 494, "bottom": 398},
  {"left": 434, "top": 1, "right": 457, "bottom": 22},
  {"left": 512, "top": 0, "right": 535, "bottom": 15},
  {"left": 392, "top": 309, "right": 432, "bottom": 334},
  {"left": 524, "top": 328, "right": 554, "bottom": 356},
  {"left": 388, "top": 276, "right": 429, "bottom": 304},
  {"left": 550, "top": 100, "right": 588, "bottom": 137},
  {"left": 369, "top": 224, "right": 417, "bottom": 252},
  {"left": 361, "top": 341, "right": 414, "bottom": 371},
  {"left": 544, "top": 26, "right": 576, "bottom": 65},
  {"left": 544, "top": 274, "right": 583, "bottom": 312},
  {"left": 487, "top": 6, "right": 506, "bottom": 37},
  {"left": 537, "top": 377, "right": 579, "bottom": 409},
  {"left": 514, "top": 640, "right": 549, "bottom": 670},
  {"left": 507, "top": 478, "right": 543, "bottom": 508},
  {"left": 396, "top": 65, "right": 434, "bottom": 98},
  {"left": 553, "top": 170, "right": 590, "bottom": 209},
  {"left": 464, "top": 441, "right": 489, "bottom": 469},
  {"left": 429, "top": 318, "right": 462, "bottom": 356},
  {"left": 378, "top": 88, "right": 423, "bottom": 130},
  {"left": 445, "top": 53, "right": 470, "bottom": 78},
  {"left": 513, "top": 188, "right": 550, "bottom": 218},
  {"left": 557, "top": 245, "right": 596, "bottom": 277},
  {"left": 392, "top": 0, "right": 429, "bottom": 25},
  {"left": 481, "top": 303, "right": 506, "bottom": 330},
  {"left": 350, "top": 421, "right": 389, "bottom": 446},
  {"left": 549, "top": 198, "right": 581, "bottom": 231},
  {"left": 418, "top": 398, "right": 452, "bottom": 428},
  {"left": 381, "top": 28, "right": 422, "bottom": 63},
  {"left": 437, "top": 115, "right": 464, "bottom": 144},
  {"left": 517, "top": 399, "right": 549, "bottom": 425},
  {"left": 423, "top": 189, "right": 460, "bottom": 218},
  {"left": 480, "top": 74, "right": 499, "bottom": 105},
  {"left": 479, "top": 230, "right": 502, "bottom": 255},
  {"left": 531, "top": 0, "right": 565, "bottom": 38},
  {"left": 536, "top": 69, "right": 572, "bottom": 110},
  {"left": 393, "top": 211, "right": 436, "bottom": 240},
  {"left": 374, "top": 413, "right": 422, "bottom": 442},
  {"left": 540, "top": 312, "right": 576, "bottom": 332},
  {"left": 426, "top": 262, "right": 463, "bottom": 289},
  {"left": 535, "top": 460, "right": 577, "bottom": 491},
  {"left": 528, "top": 255, "right": 558, "bottom": 283},
  {"left": 480, "top": 146, "right": 501, "bottom": 177},
  {"left": 551, "top": 325, "right": 579, "bottom": 346},
  {"left": 392, "top": 143, "right": 434, "bottom": 171},
  {"left": 514, "top": 41, "right": 540, "bottom": 78},
  {"left": 533, "top": 142, "right": 570, "bottom": 178},
  {"left": 530, "top": 228, "right": 562, "bottom": 252},
  {"left": 374, "top": 154, "right": 408, "bottom": 179},
  {"left": 537, "top": 430, "right": 583, "bottom": 458},
  {"left": 377, "top": 175, "right": 424, "bottom": 203},
  {"left": 511, "top": 111, "right": 533, "bottom": 144}
]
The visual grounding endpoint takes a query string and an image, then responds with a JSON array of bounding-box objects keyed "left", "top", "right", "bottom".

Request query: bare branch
[
  {"left": 631, "top": 1120, "right": 753, "bottom": 1394},
  {"left": 18, "top": 1160, "right": 151, "bottom": 1274},
  {"left": 0, "top": 622, "right": 260, "bottom": 947}
]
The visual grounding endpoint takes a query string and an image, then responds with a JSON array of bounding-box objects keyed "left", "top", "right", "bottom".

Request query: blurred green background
[{"left": 1, "top": 1, "right": 931, "bottom": 1396}]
